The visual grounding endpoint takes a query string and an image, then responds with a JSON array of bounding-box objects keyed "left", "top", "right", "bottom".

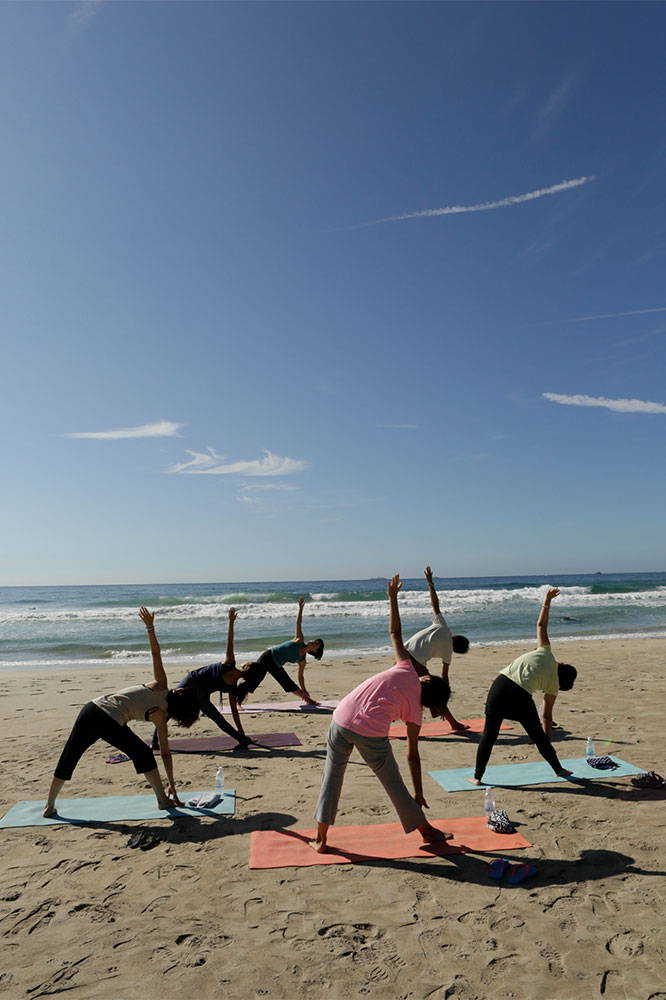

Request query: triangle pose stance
[
  {"left": 312, "top": 575, "right": 453, "bottom": 853},
  {"left": 151, "top": 607, "right": 254, "bottom": 751},
  {"left": 467, "top": 589, "right": 577, "bottom": 785},
  {"left": 404, "top": 565, "right": 470, "bottom": 730},
  {"left": 235, "top": 597, "right": 325, "bottom": 707},
  {"left": 43, "top": 608, "right": 200, "bottom": 817}
]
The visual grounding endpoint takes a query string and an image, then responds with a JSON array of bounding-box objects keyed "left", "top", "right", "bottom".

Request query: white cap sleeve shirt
[
  {"left": 404, "top": 612, "right": 453, "bottom": 667},
  {"left": 499, "top": 646, "right": 559, "bottom": 696}
]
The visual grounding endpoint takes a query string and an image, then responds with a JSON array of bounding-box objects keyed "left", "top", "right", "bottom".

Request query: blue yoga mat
[
  {"left": 428, "top": 757, "right": 646, "bottom": 793},
  {"left": 0, "top": 789, "right": 235, "bottom": 828}
]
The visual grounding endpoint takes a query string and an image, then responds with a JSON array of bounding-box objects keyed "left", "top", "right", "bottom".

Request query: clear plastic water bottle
[
  {"left": 586, "top": 737, "right": 595, "bottom": 757},
  {"left": 484, "top": 787, "right": 495, "bottom": 815},
  {"left": 215, "top": 766, "right": 225, "bottom": 791}
]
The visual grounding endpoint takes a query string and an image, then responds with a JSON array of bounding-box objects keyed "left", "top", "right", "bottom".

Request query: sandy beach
[{"left": 1, "top": 637, "right": 664, "bottom": 999}]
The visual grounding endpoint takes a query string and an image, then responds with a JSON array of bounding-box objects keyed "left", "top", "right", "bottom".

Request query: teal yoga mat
[
  {"left": 0, "top": 789, "right": 235, "bottom": 828},
  {"left": 429, "top": 757, "right": 646, "bottom": 793}
]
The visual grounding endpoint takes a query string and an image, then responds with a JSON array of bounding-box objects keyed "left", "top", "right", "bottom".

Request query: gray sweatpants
[{"left": 314, "top": 720, "right": 426, "bottom": 834}]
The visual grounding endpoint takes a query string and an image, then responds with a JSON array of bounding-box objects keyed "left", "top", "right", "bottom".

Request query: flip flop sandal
[
  {"left": 507, "top": 863, "right": 538, "bottom": 885},
  {"left": 631, "top": 771, "right": 665, "bottom": 788},
  {"left": 488, "top": 858, "right": 511, "bottom": 880},
  {"left": 127, "top": 832, "right": 145, "bottom": 849},
  {"left": 139, "top": 832, "right": 161, "bottom": 851}
]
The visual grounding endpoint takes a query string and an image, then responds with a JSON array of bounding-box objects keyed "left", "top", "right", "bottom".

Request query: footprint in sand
[{"left": 605, "top": 931, "right": 644, "bottom": 957}]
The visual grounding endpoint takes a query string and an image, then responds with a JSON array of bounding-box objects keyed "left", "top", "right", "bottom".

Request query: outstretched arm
[
  {"left": 424, "top": 566, "right": 441, "bottom": 616},
  {"left": 388, "top": 575, "right": 410, "bottom": 663},
  {"left": 139, "top": 607, "right": 168, "bottom": 690},
  {"left": 541, "top": 693, "right": 557, "bottom": 741},
  {"left": 537, "top": 588, "right": 560, "bottom": 647},
  {"left": 151, "top": 709, "right": 181, "bottom": 804},
  {"left": 294, "top": 596, "right": 305, "bottom": 642},
  {"left": 406, "top": 723, "right": 428, "bottom": 808},
  {"left": 225, "top": 607, "right": 237, "bottom": 664}
]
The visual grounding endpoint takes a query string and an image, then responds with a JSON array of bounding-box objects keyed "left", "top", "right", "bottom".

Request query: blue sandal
[{"left": 488, "top": 858, "right": 511, "bottom": 880}]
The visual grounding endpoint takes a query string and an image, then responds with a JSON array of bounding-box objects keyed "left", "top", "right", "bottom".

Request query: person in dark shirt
[{"left": 151, "top": 607, "right": 252, "bottom": 751}]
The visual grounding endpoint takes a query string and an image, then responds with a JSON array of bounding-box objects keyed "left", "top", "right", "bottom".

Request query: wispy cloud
[
  {"left": 66, "top": 419, "right": 183, "bottom": 440},
  {"left": 562, "top": 306, "right": 666, "bottom": 324},
  {"left": 353, "top": 176, "right": 595, "bottom": 229},
  {"left": 169, "top": 448, "right": 308, "bottom": 476},
  {"left": 238, "top": 483, "right": 300, "bottom": 492},
  {"left": 543, "top": 393, "right": 666, "bottom": 415},
  {"left": 537, "top": 72, "right": 579, "bottom": 125},
  {"left": 69, "top": 1, "right": 103, "bottom": 30}
]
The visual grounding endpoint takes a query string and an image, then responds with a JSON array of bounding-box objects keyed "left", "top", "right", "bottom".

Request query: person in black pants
[
  {"left": 43, "top": 608, "right": 199, "bottom": 817},
  {"left": 467, "top": 589, "right": 577, "bottom": 785},
  {"left": 151, "top": 607, "right": 252, "bottom": 751}
]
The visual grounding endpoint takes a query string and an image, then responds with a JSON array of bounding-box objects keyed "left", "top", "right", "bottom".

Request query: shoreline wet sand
[{"left": 1, "top": 637, "right": 664, "bottom": 999}]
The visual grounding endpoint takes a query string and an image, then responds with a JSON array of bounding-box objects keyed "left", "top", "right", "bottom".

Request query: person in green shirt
[{"left": 467, "top": 589, "right": 577, "bottom": 785}]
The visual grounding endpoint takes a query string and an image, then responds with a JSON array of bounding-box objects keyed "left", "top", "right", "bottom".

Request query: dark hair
[
  {"left": 419, "top": 675, "right": 451, "bottom": 712},
  {"left": 557, "top": 663, "right": 577, "bottom": 691},
  {"left": 310, "top": 639, "right": 324, "bottom": 661},
  {"left": 452, "top": 634, "right": 470, "bottom": 655},
  {"left": 235, "top": 661, "right": 262, "bottom": 705},
  {"left": 166, "top": 688, "right": 200, "bottom": 728}
]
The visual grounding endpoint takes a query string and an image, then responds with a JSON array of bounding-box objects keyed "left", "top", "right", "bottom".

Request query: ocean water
[{"left": 0, "top": 572, "right": 664, "bottom": 673}]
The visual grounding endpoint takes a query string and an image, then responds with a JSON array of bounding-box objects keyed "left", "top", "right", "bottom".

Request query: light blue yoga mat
[
  {"left": 0, "top": 789, "right": 235, "bottom": 828},
  {"left": 429, "top": 757, "right": 646, "bottom": 793}
]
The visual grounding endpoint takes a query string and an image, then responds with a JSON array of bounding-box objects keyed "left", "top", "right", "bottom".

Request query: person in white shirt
[{"left": 404, "top": 566, "right": 470, "bottom": 730}]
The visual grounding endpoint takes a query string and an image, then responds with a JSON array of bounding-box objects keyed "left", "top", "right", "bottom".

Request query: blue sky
[{"left": 1, "top": 2, "right": 665, "bottom": 585}]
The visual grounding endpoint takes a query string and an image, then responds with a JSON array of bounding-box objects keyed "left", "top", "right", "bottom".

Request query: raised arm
[
  {"left": 294, "top": 597, "right": 305, "bottom": 642},
  {"left": 139, "top": 607, "right": 168, "bottom": 689},
  {"left": 225, "top": 607, "right": 237, "bottom": 664},
  {"left": 537, "top": 588, "right": 560, "bottom": 647},
  {"left": 424, "top": 566, "right": 441, "bottom": 616},
  {"left": 388, "top": 575, "right": 410, "bottom": 663}
]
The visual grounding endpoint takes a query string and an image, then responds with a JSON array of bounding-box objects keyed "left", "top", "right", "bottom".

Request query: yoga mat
[
  {"left": 429, "top": 756, "right": 647, "bottom": 793},
  {"left": 0, "top": 789, "right": 236, "bottom": 828},
  {"left": 249, "top": 815, "right": 531, "bottom": 869},
  {"left": 389, "top": 719, "right": 512, "bottom": 738},
  {"left": 221, "top": 699, "right": 339, "bottom": 715},
  {"left": 106, "top": 732, "right": 301, "bottom": 763}
]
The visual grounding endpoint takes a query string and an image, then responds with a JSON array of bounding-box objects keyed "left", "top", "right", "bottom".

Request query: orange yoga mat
[
  {"left": 389, "top": 718, "right": 512, "bottom": 738},
  {"left": 248, "top": 815, "right": 531, "bottom": 869}
]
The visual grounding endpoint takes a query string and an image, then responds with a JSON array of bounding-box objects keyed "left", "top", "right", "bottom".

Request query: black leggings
[
  {"left": 474, "top": 675, "right": 562, "bottom": 781},
  {"left": 54, "top": 702, "right": 157, "bottom": 780},
  {"left": 242, "top": 649, "right": 299, "bottom": 696}
]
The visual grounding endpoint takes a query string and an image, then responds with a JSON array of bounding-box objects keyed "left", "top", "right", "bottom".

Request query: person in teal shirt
[{"left": 236, "top": 597, "right": 324, "bottom": 706}]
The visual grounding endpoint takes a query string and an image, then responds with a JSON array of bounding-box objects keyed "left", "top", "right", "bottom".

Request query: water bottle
[
  {"left": 484, "top": 787, "right": 495, "bottom": 816},
  {"left": 215, "top": 766, "right": 225, "bottom": 791},
  {"left": 586, "top": 737, "right": 595, "bottom": 757}
]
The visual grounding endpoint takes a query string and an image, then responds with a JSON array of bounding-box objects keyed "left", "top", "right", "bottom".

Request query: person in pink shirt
[{"left": 312, "top": 575, "right": 452, "bottom": 853}]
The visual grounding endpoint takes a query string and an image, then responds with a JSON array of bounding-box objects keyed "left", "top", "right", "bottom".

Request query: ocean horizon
[{"left": 1, "top": 571, "right": 664, "bottom": 673}]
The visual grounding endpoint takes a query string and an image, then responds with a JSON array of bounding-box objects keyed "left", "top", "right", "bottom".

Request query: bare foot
[
  {"left": 43, "top": 804, "right": 56, "bottom": 818},
  {"left": 309, "top": 838, "right": 328, "bottom": 854},
  {"left": 450, "top": 722, "right": 470, "bottom": 732},
  {"left": 419, "top": 822, "right": 454, "bottom": 843},
  {"left": 466, "top": 776, "right": 482, "bottom": 786},
  {"left": 556, "top": 768, "right": 573, "bottom": 778},
  {"left": 156, "top": 798, "right": 171, "bottom": 810}
]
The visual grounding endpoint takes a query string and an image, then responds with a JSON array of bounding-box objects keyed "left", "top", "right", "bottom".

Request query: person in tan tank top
[{"left": 43, "top": 608, "right": 200, "bottom": 817}]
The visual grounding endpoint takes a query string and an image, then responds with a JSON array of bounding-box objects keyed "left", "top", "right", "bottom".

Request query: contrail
[
  {"left": 354, "top": 176, "right": 595, "bottom": 229},
  {"left": 563, "top": 306, "right": 666, "bottom": 324}
]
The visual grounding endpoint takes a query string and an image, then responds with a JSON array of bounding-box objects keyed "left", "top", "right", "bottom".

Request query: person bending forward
[
  {"left": 236, "top": 597, "right": 324, "bottom": 706},
  {"left": 468, "top": 588, "right": 577, "bottom": 786},
  {"left": 404, "top": 565, "right": 470, "bottom": 730},
  {"left": 43, "top": 608, "right": 199, "bottom": 817},
  {"left": 313, "top": 574, "right": 453, "bottom": 853}
]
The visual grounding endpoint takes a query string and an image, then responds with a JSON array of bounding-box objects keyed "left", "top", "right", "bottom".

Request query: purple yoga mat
[{"left": 106, "top": 732, "right": 301, "bottom": 763}]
